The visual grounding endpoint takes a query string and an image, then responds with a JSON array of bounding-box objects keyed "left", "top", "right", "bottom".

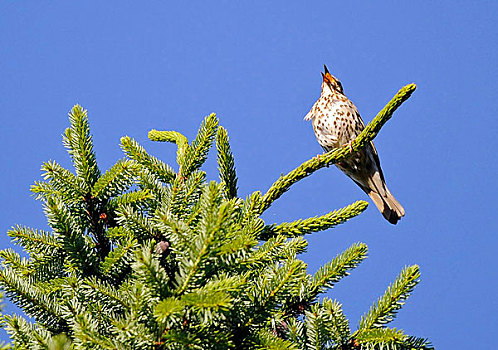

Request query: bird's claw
[
  {"left": 313, "top": 153, "right": 331, "bottom": 167},
  {"left": 347, "top": 141, "right": 353, "bottom": 153}
]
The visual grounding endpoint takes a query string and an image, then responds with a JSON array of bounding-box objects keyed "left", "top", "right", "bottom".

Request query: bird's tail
[{"left": 367, "top": 184, "right": 405, "bottom": 225}]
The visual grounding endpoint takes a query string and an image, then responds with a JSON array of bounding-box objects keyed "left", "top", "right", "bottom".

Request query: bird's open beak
[{"left": 322, "top": 65, "right": 333, "bottom": 84}]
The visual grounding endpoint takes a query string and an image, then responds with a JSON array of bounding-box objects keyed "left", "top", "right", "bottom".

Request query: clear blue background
[{"left": 1, "top": 2, "right": 496, "bottom": 348}]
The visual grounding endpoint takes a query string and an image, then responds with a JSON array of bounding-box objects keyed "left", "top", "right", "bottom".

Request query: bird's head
[{"left": 321, "top": 65, "right": 344, "bottom": 94}]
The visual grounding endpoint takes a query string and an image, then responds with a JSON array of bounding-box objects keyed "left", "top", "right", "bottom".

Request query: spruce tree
[{"left": 0, "top": 84, "right": 433, "bottom": 349}]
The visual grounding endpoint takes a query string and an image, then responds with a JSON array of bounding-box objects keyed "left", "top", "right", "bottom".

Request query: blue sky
[{"left": 1, "top": 2, "right": 497, "bottom": 348}]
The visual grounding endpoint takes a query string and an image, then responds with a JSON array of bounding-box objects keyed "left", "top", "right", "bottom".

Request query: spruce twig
[
  {"left": 261, "top": 84, "right": 416, "bottom": 212},
  {"left": 120, "top": 136, "right": 177, "bottom": 184},
  {"left": 261, "top": 200, "right": 368, "bottom": 240},
  {"left": 357, "top": 264, "right": 420, "bottom": 332},
  {"left": 216, "top": 126, "right": 238, "bottom": 200}
]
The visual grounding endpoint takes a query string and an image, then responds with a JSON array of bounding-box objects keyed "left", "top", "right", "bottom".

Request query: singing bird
[{"left": 304, "top": 65, "right": 405, "bottom": 224}]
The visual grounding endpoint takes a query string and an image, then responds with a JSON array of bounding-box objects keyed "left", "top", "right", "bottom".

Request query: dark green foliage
[
  {"left": 216, "top": 126, "right": 238, "bottom": 200},
  {"left": 0, "top": 86, "right": 432, "bottom": 349}
]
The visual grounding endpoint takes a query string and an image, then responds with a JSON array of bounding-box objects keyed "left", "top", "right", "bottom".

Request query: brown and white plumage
[{"left": 305, "top": 65, "right": 405, "bottom": 224}]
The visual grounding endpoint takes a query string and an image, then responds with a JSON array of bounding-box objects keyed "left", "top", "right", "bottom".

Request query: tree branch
[{"left": 260, "top": 200, "right": 368, "bottom": 240}]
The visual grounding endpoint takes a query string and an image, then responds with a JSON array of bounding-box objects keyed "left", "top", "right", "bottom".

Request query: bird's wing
[
  {"left": 348, "top": 100, "right": 388, "bottom": 184},
  {"left": 368, "top": 141, "right": 387, "bottom": 184},
  {"left": 304, "top": 103, "right": 316, "bottom": 121}
]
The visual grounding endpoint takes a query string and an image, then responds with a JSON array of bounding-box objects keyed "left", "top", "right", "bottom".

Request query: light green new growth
[{"left": 0, "top": 83, "right": 432, "bottom": 349}]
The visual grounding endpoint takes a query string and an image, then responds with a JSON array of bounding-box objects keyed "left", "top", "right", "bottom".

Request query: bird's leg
[
  {"left": 347, "top": 140, "right": 353, "bottom": 153},
  {"left": 314, "top": 153, "right": 331, "bottom": 167}
]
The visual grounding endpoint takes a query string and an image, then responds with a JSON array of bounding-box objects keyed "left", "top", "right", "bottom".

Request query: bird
[{"left": 304, "top": 65, "right": 405, "bottom": 224}]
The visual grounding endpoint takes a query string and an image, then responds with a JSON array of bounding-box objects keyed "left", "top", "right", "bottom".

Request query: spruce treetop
[{"left": 0, "top": 85, "right": 432, "bottom": 349}]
